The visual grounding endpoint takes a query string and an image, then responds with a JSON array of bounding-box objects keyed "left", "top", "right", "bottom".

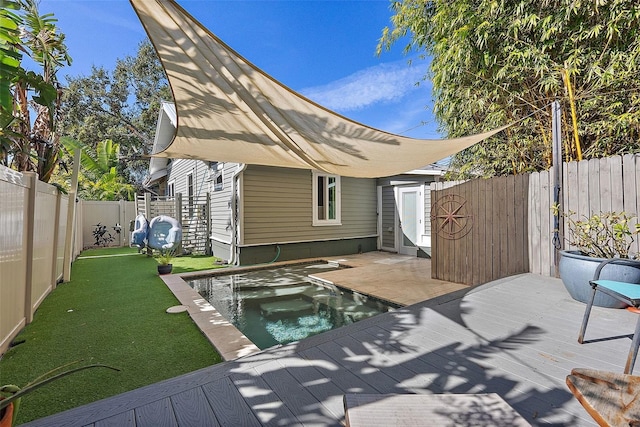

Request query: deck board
[
  {"left": 229, "top": 367, "right": 300, "bottom": 425},
  {"left": 300, "top": 346, "right": 392, "bottom": 395},
  {"left": 170, "top": 387, "right": 220, "bottom": 427},
  {"left": 201, "top": 377, "right": 263, "bottom": 427},
  {"left": 134, "top": 398, "right": 178, "bottom": 427},
  {"left": 274, "top": 356, "right": 346, "bottom": 419},
  {"left": 253, "top": 361, "right": 339, "bottom": 425},
  {"left": 24, "top": 273, "right": 640, "bottom": 426},
  {"left": 93, "top": 411, "right": 136, "bottom": 427}
]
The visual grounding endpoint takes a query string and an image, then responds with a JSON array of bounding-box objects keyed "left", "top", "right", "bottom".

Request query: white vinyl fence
[{"left": 0, "top": 164, "right": 136, "bottom": 356}]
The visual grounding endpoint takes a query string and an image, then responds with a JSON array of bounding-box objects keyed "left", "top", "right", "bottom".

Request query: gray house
[{"left": 146, "top": 102, "right": 443, "bottom": 265}]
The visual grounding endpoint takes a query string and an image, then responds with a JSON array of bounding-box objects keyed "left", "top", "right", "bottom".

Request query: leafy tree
[
  {"left": 60, "top": 40, "right": 171, "bottom": 187},
  {"left": 379, "top": 0, "right": 640, "bottom": 178},
  {"left": 58, "top": 137, "right": 135, "bottom": 201},
  {"left": 0, "top": 0, "right": 71, "bottom": 181}
]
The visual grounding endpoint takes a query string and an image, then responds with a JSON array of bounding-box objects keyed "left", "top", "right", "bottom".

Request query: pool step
[{"left": 260, "top": 299, "right": 315, "bottom": 317}]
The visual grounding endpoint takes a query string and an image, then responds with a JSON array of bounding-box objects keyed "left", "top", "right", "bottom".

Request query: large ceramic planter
[{"left": 558, "top": 250, "right": 640, "bottom": 308}]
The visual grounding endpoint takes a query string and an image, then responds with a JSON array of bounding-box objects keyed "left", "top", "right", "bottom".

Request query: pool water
[{"left": 187, "top": 263, "right": 398, "bottom": 350}]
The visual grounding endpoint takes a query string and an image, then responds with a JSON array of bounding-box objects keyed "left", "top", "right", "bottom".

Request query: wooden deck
[{"left": 23, "top": 273, "right": 640, "bottom": 426}]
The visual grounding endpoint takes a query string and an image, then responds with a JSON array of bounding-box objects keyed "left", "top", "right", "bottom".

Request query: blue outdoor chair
[
  {"left": 578, "top": 258, "right": 640, "bottom": 374},
  {"left": 147, "top": 215, "right": 182, "bottom": 251},
  {"left": 130, "top": 214, "right": 148, "bottom": 249}
]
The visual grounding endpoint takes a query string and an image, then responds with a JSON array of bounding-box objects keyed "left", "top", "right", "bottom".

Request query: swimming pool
[{"left": 187, "top": 263, "right": 398, "bottom": 350}]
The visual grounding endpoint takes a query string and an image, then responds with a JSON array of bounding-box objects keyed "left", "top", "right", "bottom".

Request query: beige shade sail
[{"left": 130, "top": 0, "right": 511, "bottom": 178}]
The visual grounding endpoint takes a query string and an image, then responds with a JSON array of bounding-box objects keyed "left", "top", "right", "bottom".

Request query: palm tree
[
  {"left": 61, "top": 138, "right": 135, "bottom": 201},
  {"left": 4, "top": 0, "right": 71, "bottom": 181}
]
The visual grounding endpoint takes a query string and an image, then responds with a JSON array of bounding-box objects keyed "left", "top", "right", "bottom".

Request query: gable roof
[{"left": 131, "top": 0, "right": 511, "bottom": 178}]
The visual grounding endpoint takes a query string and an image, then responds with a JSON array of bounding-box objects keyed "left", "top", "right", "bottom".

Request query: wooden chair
[
  {"left": 567, "top": 368, "right": 640, "bottom": 426},
  {"left": 578, "top": 258, "right": 640, "bottom": 374}
]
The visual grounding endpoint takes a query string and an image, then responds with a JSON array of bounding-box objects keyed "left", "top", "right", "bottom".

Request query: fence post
[
  {"left": 119, "top": 199, "right": 126, "bottom": 247},
  {"left": 206, "top": 192, "right": 212, "bottom": 255},
  {"left": 144, "top": 193, "right": 152, "bottom": 256},
  {"left": 175, "top": 193, "right": 182, "bottom": 220},
  {"left": 144, "top": 192, "right": 152, "bottom": 220},
  {"left": 63, "top": 148, "right": 82, "bottom": 282},
  {"left": 23, "top": 172, "right": 37, "bottom": 324},
  {"left": 175, "top": 193, "right": 183, "bottom": 254},
  {"left": 50, "top": 189, "right": 62, "bottom": 289},
  {"left": 552, "top": 100, "right": 563, "bottom": 277}
]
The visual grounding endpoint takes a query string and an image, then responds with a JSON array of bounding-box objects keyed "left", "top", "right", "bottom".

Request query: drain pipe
[{"left": 229, "top": 163, "right": 247, "bottom": 265}]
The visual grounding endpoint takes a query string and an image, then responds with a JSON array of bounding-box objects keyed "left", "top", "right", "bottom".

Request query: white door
[{"left": 398, "top": 187, "right": 421, "bottom": 256}]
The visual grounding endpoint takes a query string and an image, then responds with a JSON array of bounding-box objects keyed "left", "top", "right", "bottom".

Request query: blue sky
[{"left": 40, "top": 0, "right": 439, "bottom": 139}]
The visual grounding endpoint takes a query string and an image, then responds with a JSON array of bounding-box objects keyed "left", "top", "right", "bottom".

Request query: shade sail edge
[{"left": 132, "top": 0, "right": 513, "bottom": 179}]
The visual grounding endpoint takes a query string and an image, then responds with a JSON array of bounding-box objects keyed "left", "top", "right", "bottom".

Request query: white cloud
[{"left": 300, "top": 60, "right": 426, "bottom": 112}]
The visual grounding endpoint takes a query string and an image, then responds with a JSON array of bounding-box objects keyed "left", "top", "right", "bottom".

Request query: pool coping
[
  {"left": 159, "top": 273, "right": 261, "bottom": 361},
  {"left": 160, "top": 257, "right": 398, "bottom": 361}
]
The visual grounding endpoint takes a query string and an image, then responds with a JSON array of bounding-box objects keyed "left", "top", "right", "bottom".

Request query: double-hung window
[{"left": 312, "top": 171, "right": 341, "bottom": 226}]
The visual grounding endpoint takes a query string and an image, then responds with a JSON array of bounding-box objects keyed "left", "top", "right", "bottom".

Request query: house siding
[
  {"left": 167, "top": 159, "right": 210, "bottom": 200},
  {"left": 241, "top": 165, "right": 377, "bottom": 245},
  {"left": 210, "top": 162, "right": 237, "bottom": 245}
]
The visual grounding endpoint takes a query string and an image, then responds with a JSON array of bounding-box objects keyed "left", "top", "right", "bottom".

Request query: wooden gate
[{"left": 431, "top": 175, "right": 529, "bottom": 285}]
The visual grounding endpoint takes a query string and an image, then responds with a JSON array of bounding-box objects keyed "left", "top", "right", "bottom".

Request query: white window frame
[
  {"left": 312, "top": 171, "right": 341, "bottom": 226},
  {"left": 213, "top": 167, "right": 223, "bottom": 192},
  {"left": 167, "top": 180, "right": 175, "bottom": 199},
  {"left": 186, "top": 172, "right": 194, "bottom": 217}
]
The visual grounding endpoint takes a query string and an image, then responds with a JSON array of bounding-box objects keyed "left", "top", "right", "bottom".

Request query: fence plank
[
  {"left": 610, "top": 155, "right": 624, "bottom": 212},
  {"left": 469, "top": 179, "right": 480, "bottom": 285},
  {"left": 577, "top": 159, "right": 590, "bottom": 220},
  {"left": 623, "top": 154, "right": 636, "bottom": 214},
  {"left": 540, "top": 170, "right": 552, "bottom": 276},
  {"left": 600, "top": 157, "right": 612, "bottom": 212},
  {"left": 566, "top": 160, "right": 579, "bottom": 216},
  {"left": 528, "top": 171, "right": 541, "bottom": 275},
  {"left": 514, "top": 174, "right": 528, "bottom": 275},
  {"left": 588, "top": 158, "right": 601, "bottom": 215},
  {"left": 499, "top": 176, "right": 510, "bottom": 279}
]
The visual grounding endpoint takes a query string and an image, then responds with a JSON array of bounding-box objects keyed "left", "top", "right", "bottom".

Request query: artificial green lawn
[{"left": 0, "top": 247, "right": 224, "bottom": 424}]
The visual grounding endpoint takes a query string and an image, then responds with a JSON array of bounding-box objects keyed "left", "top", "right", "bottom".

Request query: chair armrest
[{"left": 593, "top": 258, "right": 640, "bottom": 281}]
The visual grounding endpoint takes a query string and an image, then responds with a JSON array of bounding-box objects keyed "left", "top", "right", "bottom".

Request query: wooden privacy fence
[
  {"left": 431, "top": 154, "right": 640, "bottom": 284},
  {"left": 430, "top": 175, "right": 529, "bottom": 285},
  {"left": 529, "top": 154, "right": 640, "bottom": 276}
]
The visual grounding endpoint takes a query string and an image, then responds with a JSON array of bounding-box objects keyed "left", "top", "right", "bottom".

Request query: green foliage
[
  {"left": 155, "top": 249, "right": 176, "bottom": 266},
  {"left": 0, "top": 0, "right": 71, "bottom": 182},
  {"left": 0, "top": 248, "right": 221, "bottom": 424},
  {"left": 59, "top": 137, "right": 135, "bottom": 201},
  {"left": 554, "top": 207, "right": 640, "bottom": 258},
  {"left": 1, "top": 362, "right": 118, "bottom": 426},
  {"left": 60, "top": 40, "right": 170, "bottom": 187},
  {"left": 0, "top": 0, "right": 22, "bottom": 113},
  {"left": 379, "top": 0, "right": 640, "bottom": 178}
]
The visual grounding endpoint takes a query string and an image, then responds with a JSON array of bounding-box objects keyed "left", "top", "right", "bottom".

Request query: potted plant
[
  {"left": 1, "top": 362, "right": 118, "bottom": 427},
  {"left": 555, "top": 208, "right": 640, "bottom": 307},
  {"left": 155, "top": 249, "right": 175, "bottom": 275}
]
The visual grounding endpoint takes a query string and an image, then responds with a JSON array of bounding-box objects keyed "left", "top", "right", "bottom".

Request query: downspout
[{"left": 229, "top": 163, "right": 247, "bottom": 265}]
